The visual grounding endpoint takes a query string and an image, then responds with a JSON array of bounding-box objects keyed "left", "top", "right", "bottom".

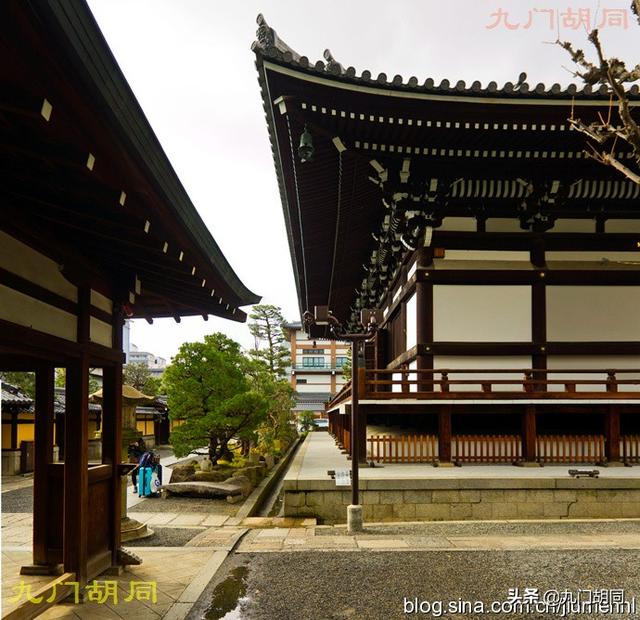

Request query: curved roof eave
[{"left": 38, "top": 0, "right": 260, "bottom": 308}]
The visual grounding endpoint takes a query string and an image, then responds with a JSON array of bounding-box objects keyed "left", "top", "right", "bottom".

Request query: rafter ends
[
  {"left": 162, "top": 242, "right": 168, "bottom": 254},
  {"left": 145, "top": 316, "right": 153, "bottom": 325},
  {"left": 178, "top": 251, "right": 184, "bottom": 262},
  {"left": 201, "top": 279, "right": 206, "bottom": 287},
  {"left": 144, "top": 220, "right": 150, "bottom": 233},
  {"left": 40, "top": 98, "right": 52, "bottom": 121},
  {"left": 86, "top": 153, "right": 95, "bottom": 171},
  {"left": 173, "top": 315, "right": 181, "bottom": 323},
  {"left": 332, "top": 136, "right": 347, "bottom": 153},
  {"left": 128, "top": 291, "right": 135, "bottom": 304},
  {"left": 273, "top": 96, "right": 287, "bottom": 114},
  {"left": 191, "top": 266, "right": 196, "bottom": 276},
  {"left": 135, "top": 277, "right": 141, "bottom": 295},
  {"left": 119, "top": 191, "right": 127, "bottom": 206},
  {"left": 202, "top": 314, "right": 208, "bottom": 321}
]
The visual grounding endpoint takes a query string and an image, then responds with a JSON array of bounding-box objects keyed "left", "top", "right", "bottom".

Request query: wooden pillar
[
  {"left": 357, "top": 368, "right": 367, "bottom": 462},
  {"left": 531, "top": 239, "right": 547, "bottom": 390},
  {"left": 438, "top": 405, "right": 452, "bottom": 464},
  {"left": 605, "top": 405, "right": 621, "bottom": 463},
  {"left": 102, "top": 363, "right": 122, "bottom": 567},
  {"left": 33, "top": 365, "right": 55, "bottom": 566},
  {"left": 522, "top": 405, "right": 537, "bottom": 462},
  {"left": 64, "top": 284, "right": 90, "bottom": 584},
  {"left": 64, "top": 355, "right": 89, "bottom": 585},
  {"left": 415, "top": 278, "right": 434, "bottom": 391}
]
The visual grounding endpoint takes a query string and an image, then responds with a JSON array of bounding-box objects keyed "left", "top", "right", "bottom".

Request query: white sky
[{"left": 87, "top": 0, "right": 638, "bottom": 360}]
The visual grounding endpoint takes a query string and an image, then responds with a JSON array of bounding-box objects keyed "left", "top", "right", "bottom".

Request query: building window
[
  {"left": 296, "top": 379, "right": 307, "bottom": 384},
  {"left": 302, "top": 357, "right": 324, "bottom": 367},
  {"left": 303, "top": 348, "right": 325, "bottom": 355},
  {"left": 335, "top": 356, "right": 348, "bottom": 368}
]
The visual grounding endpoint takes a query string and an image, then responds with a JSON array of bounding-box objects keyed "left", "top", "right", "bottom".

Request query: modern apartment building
[{"left": 284, "top": 322, "right": 349, "bottom": 420}]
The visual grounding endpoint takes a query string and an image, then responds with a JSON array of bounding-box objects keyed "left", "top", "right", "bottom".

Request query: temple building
[
  {"left": 0, "top": 0, "right": 258, "bottom": 598},
  {"left": 253, "top": 16, "right": 640, "bottom": 467}
]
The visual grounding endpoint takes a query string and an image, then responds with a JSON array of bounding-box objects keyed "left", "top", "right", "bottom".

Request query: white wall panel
[
  {"left": 547, "top": 356, "right": 640, "bottom": 392},
  {"left": 0, "top": 284, "right": 76, "bottom": 341},
  {"left": 606, "top": 219, "right": 640, "bottom": 233},
  {"left": 434, "top": 356, "right": 532, "bottom": 391},
  {"left": 0, "top": 230, "right": 77, "bottom": 301},
  {"left": 90, "top": 317, "right": 112, "bottom": 347},
  {"left": 549, "top": 219, "right": 596, "bottom": 233},
  {"left": 546, "top": 286, "right": 640, "bottom": 342},
  {"left": 434, "top": 285, "right": 531, "bottom": 342},
  {"left": 406, "top": 293, "right": 417, "bottom": 351}
]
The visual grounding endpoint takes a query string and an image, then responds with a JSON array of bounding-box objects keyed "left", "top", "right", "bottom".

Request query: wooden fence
[
  {"left": 363, "top": 434, "right": 640, "bottom": 464},
  {"left": 367, "top": 434, "right": 438, "bottom": 463},
  {"left": 452, "top": 435, "right": 522, "bottom": 464},
  {"left": 536, "top": 435, "right": 605, "bottom": 464},
  {"left": 622, "top": 435, "right": 640, "bottom": 464}
]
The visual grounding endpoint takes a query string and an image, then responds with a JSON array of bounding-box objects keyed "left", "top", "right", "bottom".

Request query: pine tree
[{"left": 248, "top": 304, "right": 291, "bottom": 378}]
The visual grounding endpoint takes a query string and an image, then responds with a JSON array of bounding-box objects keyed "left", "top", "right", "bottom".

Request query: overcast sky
[{"left": 87, "top": 0, "right": 638, "bottom": 360}]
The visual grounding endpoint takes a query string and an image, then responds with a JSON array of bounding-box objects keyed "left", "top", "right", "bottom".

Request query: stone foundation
[{"left": 284, "top": 483, "right": 640, "bottom": 524}]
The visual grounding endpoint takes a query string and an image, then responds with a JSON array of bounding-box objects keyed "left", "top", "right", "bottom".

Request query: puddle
[{"left": 203, "top": 564, "right": 250, "bottom": 619}]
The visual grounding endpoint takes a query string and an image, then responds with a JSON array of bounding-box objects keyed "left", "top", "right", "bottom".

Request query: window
[
  {"left": 296, "top": 379, "right": 307, "bottom": 384},
  {"left": 302, "top": 357, "right": 324, "bottom": 367},
  {"left": 335, "top": 356, "right": 348, "bottom": 368},
  {"left": 303, "top": 348, "right": 325, "bottom": 355}
]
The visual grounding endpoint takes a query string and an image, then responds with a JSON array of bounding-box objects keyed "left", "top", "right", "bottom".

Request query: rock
[
  {"left": 168, "top": 463, "right": 196, "bottom": 483},
  {"left": 225, "top": 475, "right": 252, "bottom": 497},
  {"left": 263, "top": 454, "right": 275, "bottom": 469},
  {"left": 200, "top": 457, "right": 213, "bottom": 471},
  {"left": 160, "top": 481, "right": 243, "bottom": 498},
  {"left": 236, "top": 465, "right": 266, "bottom": 485},
  {"left": 195, "top": 470, "right": 227, "bottom": 483}
]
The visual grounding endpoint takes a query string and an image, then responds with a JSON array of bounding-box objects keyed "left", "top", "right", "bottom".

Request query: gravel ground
[
  {"left": 129, "top": 496, "right": 240, "bottom": 515},
  {"left": 1, "top": 487, "right": 33, "bottom": 513},
  {"left": 190, "top": 550, "right": 640, "bottom": 620},
  {"left": 124, "top": 526, "right": 204, "bottom": 547},
  {"left": 317, "top": 520, "right": 640, "bottom": 538}
]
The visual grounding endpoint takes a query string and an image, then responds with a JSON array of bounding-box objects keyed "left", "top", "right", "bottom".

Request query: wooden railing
[
  {"left": 327, "top": 369, "right": 640, "bottom": 407},
  {"left": 536, "top": 435, "right": 606, "bottom": 464},
  {"left": 622, "top": 435, "right": 640, "bottom": 464},
  {"left": 453, "top": 435, "right": 522, "bottom": 463},
  {"left": 367, "top": 434, "right": 437, "bottom": 463}
]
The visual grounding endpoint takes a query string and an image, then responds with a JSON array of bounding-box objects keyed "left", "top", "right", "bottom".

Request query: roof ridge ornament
[
  {"left": 323, "top": 49, "right": 344, "bottom": 75},
  {"left": 254, "top": 14, "right": 301, "bottom": 63}
]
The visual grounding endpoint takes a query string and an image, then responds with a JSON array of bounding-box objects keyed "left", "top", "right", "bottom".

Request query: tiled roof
[
  {"left": 252, "top": 14, "right": 640, "bottom": 101},
  {"left": 0, "top": 384, "right": 33, "bottom": 410}
]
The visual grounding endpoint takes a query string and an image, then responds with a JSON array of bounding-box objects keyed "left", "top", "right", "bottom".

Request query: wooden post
[
  {"left": 438, "top": 405, "right": 452, "bottom": 464},
  {"left": 102, "top": 364, "right": 122, "bottom": 567},
  {"left": 605, "top": 405, "right": 621, "bottom": 464},
  {"left": 357, "top": 367, "right": 367, "bottom": 462},
  {"left": 415, "top": 278, "right": 434, "bottom": 391},
  {"left": 33, "top": 364, "right": 55, "bottom": 566},
  {"left": 64, "top": 355, "right": 89, "bottom": 585},
  {"left": 522, "top": 405, "right": 537, "bottom": 463}
]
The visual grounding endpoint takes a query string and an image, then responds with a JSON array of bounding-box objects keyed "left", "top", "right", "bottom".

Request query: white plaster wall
[
  {"left": 90, "top": 317, "right": 113, "bottom": 348},
  {"left": 549, "top": 219, "right": 596, "bottom": 233},
  {"left": 434, "top": 356, "right": 532, "bottom": 392},
  {"left": 406, "top": 293, "right": 417, "bottom": 351},
  {"left": 606, "top": 219, "right": 640, "bottom": 233},
  {"left": 486, "top": 218, "right": 526, "bottom": 233},
  {"left": 546, "top": 286, "right": 640, "bottom": 342},
  {"left": 547, "top": 356, "right": 640, "bottom": 393},
  {"left": 546, "top": 251, "right": 640, "bottom": 262},
  {"left": 90, "top": 290, "right": 113, "bottom": 314},
  {"left": 0, "top": 230, "right": 77, "bottom": 301},
  {"left": 433, "top": 285, "right": 531, "bottom": 342},
  {"left": 439, "top": 217, "right": 477, "bottom": 232},
  {"left": 408, "top": 360, "right": 418, "bottom": 393},
  {"left": 0, "top": 284, "right": 76, "bottom": 341}
]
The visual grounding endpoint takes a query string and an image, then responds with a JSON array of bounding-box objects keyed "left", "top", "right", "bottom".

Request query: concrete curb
[{"left": 235, "top": 435, "right": 305, "bottom": 521}]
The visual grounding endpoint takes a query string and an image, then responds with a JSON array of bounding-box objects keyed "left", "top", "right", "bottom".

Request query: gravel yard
[
  {"left": 1, "top": 487, "right": 32, "bottom": 513},
  {"left": 124, "top": 526, "right": 204, "bottom": 547},
  {"left": 129, "top": 496, "right": 240, "bottom": 515},
  {"left": 191, "top": 549, "right": 640, "bottom": 620},
  {"left": 317, "top": 519, "right": 640, "bottom": 538}
]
